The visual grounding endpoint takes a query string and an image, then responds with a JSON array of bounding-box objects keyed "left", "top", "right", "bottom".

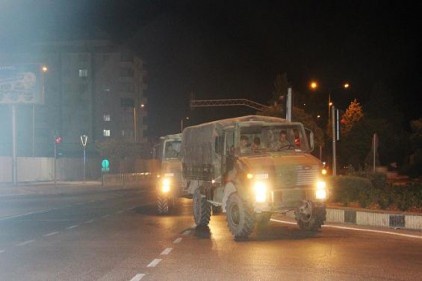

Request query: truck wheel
[
  {"left": 193, "top": 189, "right": 211, "bottom": 226},
  {"left": 297, "top": 217, "right": 322, "bottom": 231},
  {"left": 295, "top": 201, "right": 323, "bottom": 231},
  {"left": 226, "top": 192, "right": 255, "bottom": 239},
  {"left": 157, "top": 196, "right": 169, "bottom": 214}
]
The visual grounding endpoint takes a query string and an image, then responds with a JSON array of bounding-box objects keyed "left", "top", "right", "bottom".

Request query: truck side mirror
[{"left": 305, "top": 128, "right": 315, "bottom": 151}]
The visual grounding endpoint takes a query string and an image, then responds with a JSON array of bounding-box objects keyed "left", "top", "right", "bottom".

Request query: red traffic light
[{"left": 55, "top": 136, "right": 63, "bottom": 144}]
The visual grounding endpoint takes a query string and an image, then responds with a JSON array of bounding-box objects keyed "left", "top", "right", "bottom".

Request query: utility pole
[{"left": 286, "top": 87, "right": 292, "bottom": 121}]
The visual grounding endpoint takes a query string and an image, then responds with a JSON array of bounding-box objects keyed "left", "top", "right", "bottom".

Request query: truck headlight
[
  {"left": 247, "top": 173, "right": 269, "bottom": 203},
  {"left": 161, "top": 178, "right": 171, "bottom": 193},
  {"left": 315, "top": 180, "right": 327, "bottom": 200},
  {"left": 253, "top": 181, "right": 268, "bottom": 203}
]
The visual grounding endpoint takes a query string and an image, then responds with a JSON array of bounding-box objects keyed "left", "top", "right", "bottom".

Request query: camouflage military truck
[
  {"left": 181, "top": 115, "right": 328, "bottom": 239},
  {"left": 154, "top": 133, "right": 188, "bottom": 214}
]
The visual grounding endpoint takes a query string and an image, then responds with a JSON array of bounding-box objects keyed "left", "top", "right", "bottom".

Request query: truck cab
[
  {"left": 154, "top": 133, "right": 188, "bottom": 214},
  {"left": 181, "top": 115, "right": 328, "bottom": 239}
]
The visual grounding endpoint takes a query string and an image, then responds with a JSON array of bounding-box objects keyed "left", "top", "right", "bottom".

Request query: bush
[
  {"left": 330, "top": 175, "right": 372, "bottom": 207},
  {"left": 330, "top": 174, "right": 422, "bottom": 211}
]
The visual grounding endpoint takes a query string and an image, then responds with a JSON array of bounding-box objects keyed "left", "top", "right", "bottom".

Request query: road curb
[{"left": 327, "top": 208, "right": 422, "bottom": 230}]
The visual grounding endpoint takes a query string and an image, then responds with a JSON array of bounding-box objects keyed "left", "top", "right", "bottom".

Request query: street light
[
  {"left": 134, "top": 103, "right": 146, "bottom": 142},
  {"left": 180, "top": 116, "right": 189, "bottom": 132},
  {"left": 33, "top": 65, "right": 48, "bottom": 156},
  {"left": 309, "top": 81, "right": 350, "bottom": 121},
  {"left": 309, "top": 80, "right": 350, "bottom": 175}
]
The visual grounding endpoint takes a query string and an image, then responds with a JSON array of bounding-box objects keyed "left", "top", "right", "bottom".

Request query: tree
[
  {"left": 292, "top": 106, "right": 324, "bottom": 148},
  {"left": 340, "top": 99, "right": 364, "bottom": 137},
  {"left": 403, "top": 118, "right": 422, "bottom": 177}
]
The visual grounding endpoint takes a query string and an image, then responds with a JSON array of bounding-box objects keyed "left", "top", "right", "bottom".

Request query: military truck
[
  {"left": 154, "top": 133, "right": 188, "bottom": 214},
  {"left": 181, "top": 115, "right": 328, "bottom": 239}
]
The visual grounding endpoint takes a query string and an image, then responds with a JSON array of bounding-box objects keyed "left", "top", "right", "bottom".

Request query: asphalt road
[{"left": 0, "top": 186, "right": 421, "bottom": 281}]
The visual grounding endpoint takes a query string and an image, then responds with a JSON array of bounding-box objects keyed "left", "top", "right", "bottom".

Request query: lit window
[
  {"left": 79, "top": 69, "right": 88, "bottom": 77},
  {"left": 103, "top": 129, "right": 111, "bottom": 137},
  {"left": 103, "top": 114, "right": 111, "bottom": 121}
]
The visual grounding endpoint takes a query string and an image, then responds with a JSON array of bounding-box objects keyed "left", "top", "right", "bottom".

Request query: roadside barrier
[
  {"left": 326, "top": 208, "right": 422, "bottom": 230},
  {"left": 101, "top": 172, "right": 154, "bottom": 187}
]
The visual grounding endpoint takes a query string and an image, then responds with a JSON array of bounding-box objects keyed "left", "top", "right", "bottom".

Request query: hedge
[{"left": 328, "top": 173, "right": 422, "bottom": 211}]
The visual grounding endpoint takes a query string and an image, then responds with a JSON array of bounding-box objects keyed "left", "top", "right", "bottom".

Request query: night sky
[{"left": 1, "top": 0, "right": 420, "bottom": 137}]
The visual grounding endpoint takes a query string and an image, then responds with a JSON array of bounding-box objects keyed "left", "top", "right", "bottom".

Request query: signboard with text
[{"left": 0, "top": 64, "right": 45, "bottom": 104}]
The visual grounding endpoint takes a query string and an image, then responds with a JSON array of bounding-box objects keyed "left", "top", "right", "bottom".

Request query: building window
[
  {"left": 103, "top": 129, "right": 111, "bottom": 137},
  {"left": 79, "top": 69, "right": 88, "bottom": 77},
  {"left": 103, "top": 114, "right": 111, "bottom": 121}
]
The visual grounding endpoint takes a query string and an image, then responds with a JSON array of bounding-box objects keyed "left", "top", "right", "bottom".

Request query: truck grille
[
  {"left": 275, "top": 165, "right": 319, "bottom": 188},
  {"left": 296, "top": 165, "right": 319, "bottom": 185}
]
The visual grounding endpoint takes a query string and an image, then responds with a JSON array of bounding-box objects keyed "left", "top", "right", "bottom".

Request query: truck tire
[
  {"left": 157, "top": 196, "right": 169, "bottom": 214},
  {"left": 226, "top": 192, "right": 255, "bottom": 240},
  {"left": 297, "top": 217, "right": 322, "bottom": 231},
  {"left": 193, "top": 189, "right": 211, "bottom": 226},
  {"left": 296, "top": 201, "right": 324, "bottom": 231}
]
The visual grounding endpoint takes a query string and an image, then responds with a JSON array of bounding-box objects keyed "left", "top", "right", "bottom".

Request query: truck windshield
[
  {"left": 239, "top": 125, "right": 309, "bottom": 155},
  {"left": 164, "top": 141, "right": 181, "bottom": 159}
]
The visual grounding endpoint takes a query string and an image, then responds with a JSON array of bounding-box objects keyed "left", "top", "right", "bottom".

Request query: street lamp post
[
  {"left": 33, "top": 66, "right": 48, "bottom": 156},
  {"left": 309, "top": 80, "right": 350, "bottom": 168},
  {"left": 180, "top": 116, "right": 189, "bottom": 132}
]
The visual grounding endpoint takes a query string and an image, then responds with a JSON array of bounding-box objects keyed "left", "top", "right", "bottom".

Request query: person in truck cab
[
  {"left": 274, "top": 130, "right": 292, "bottom": 150},
  {"left": 165, "top": 143, "right": 178, "bottom": 158},
  {"left": 240, "top": 135, "right": 251, "bottom": 153},
  {"left": 251, "top": 136, "right": 261, "bottom": 152}
]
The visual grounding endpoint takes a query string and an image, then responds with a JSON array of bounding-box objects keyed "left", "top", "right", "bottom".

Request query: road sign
[
  {"left": 101, "top": 159, "right": 110, "bottom": 172},
  {"left": 80, "top": 135, "right": 88, "bottom": 147},
  {"left": 0, "top": 64, "right": 45, "bottom": 104}
]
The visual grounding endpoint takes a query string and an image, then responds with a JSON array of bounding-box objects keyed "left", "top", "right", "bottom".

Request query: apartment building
[{"left": 0, "top": 40, "right": 148, "bottom": 156}]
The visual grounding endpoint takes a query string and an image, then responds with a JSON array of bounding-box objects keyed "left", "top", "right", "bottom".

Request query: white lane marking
[
  {"left": 43, "top": 231, "right": 60, "bottom": 237},
  {"left": 161, "top": 248, "right": 173, "bottom": 255},
  {"left": 0, "top": 249, "right": 5, "bottom": 253},
  {"left": 129, "top": 273, "right": 145, "bottom": 281},
  {"left": 66, "top": 225, "right": 79, "bottom": 230},
  {"left": 84, "top": 219, "right": 94, "bottom": 224},
  {"left": 182, "top": 230, "right": 191, "bottom": 236},
  {"left": 102, "top": 214, "right": 110, "bottom": 218},
  {"left": 271, "top": 219, "right": 422, "bottom": 240},
  {"left": 16, "top": 239, "right": 35, "bottom": 247},
  {"left": 0, "top": 209, "right": 51, "bottom": 221},
  {"left": 147, "top": 259, "right": 162, "bottom": 267},
  {"left": 173, "top": 237, "right": 182, "bottom": 244}
]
